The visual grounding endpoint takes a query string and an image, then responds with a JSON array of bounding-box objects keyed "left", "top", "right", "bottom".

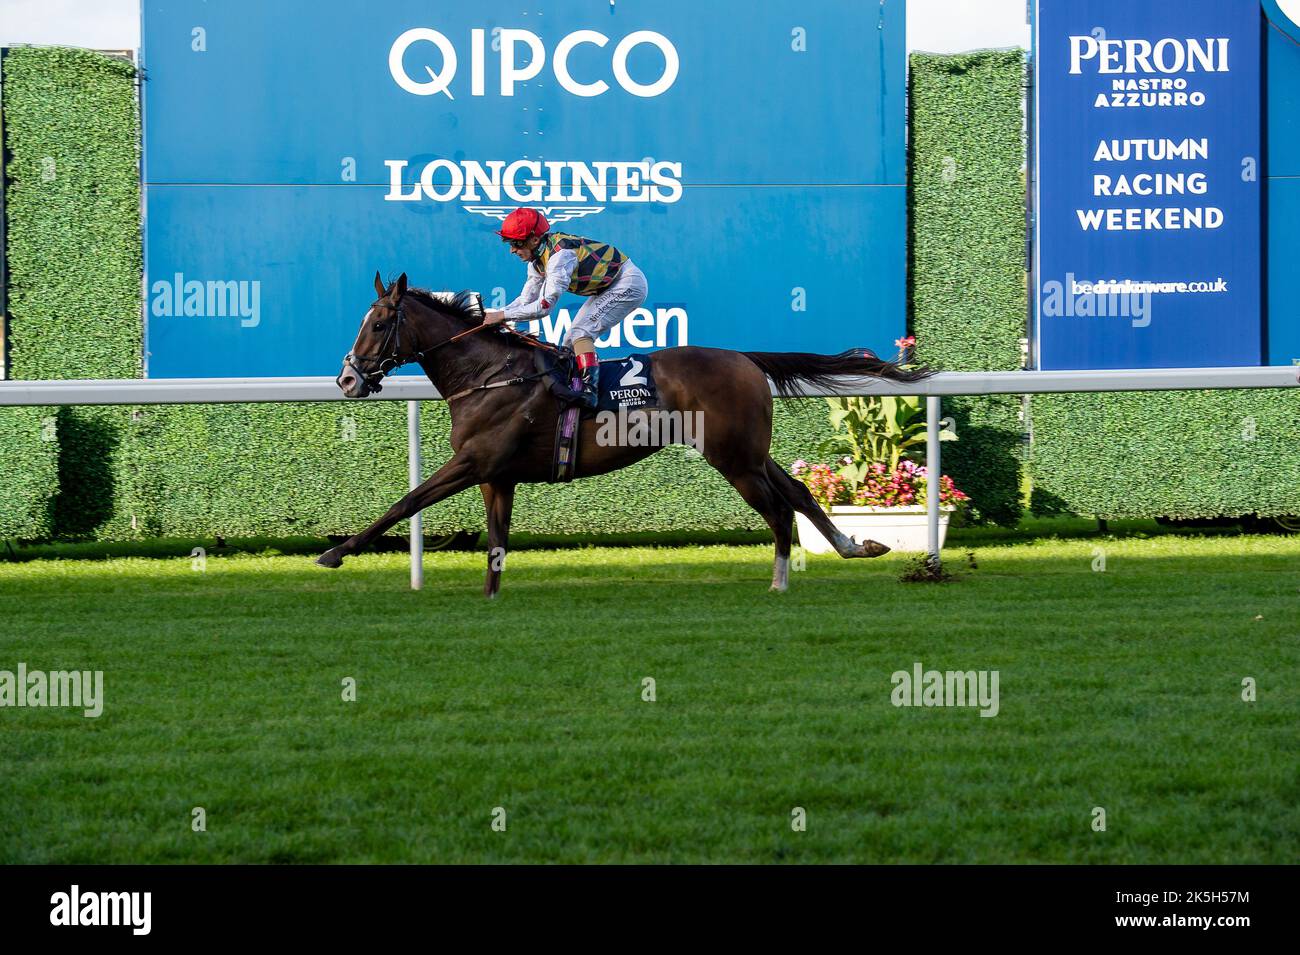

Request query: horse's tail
[{"left": 742, "top": 349, "right": 933, "bottom": 397}]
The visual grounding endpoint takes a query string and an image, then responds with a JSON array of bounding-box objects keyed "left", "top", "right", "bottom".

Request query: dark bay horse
[{"left": 318, "top": 273, "right": 929, "bottom": 596}]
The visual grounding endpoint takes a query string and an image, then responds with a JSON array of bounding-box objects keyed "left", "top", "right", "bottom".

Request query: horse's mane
[
  {"left": 404, "top": 287, "right": 485, "bottom": 325},
  {"left": 399, "top": 284, "right": 556, "bottom": 354}
]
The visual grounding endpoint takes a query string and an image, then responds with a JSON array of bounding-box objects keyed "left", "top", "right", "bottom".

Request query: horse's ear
[
  {"left": 395, "top": 273, "right": 408, "bottom": 298},
  {"left": 374, "top": 271, "right": 385, "bottom": 299}
]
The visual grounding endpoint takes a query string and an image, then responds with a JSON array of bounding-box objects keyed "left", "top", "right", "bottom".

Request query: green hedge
[
  {"left": 107, "top": 402, "right": 419, "bottom": 538},
  {"left": 3, "top": 48, "right": 141, "bottom": 539},
  {"left": 4, "top": 47, "right": 141, "bottom": 380},
  {"left": 909, "top": 51, "right": 1028, "bottom": 526},
  {"left": 1029, "top": 390, "right": 1300, "bottom": 519},
  {"left": 0, "top": 407, "right": 59, "bottom": 538}
]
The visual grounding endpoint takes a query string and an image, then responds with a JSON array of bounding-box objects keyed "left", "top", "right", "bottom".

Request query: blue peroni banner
[
  {"left": 1033, "top": 0, "right": 1263, "bottom": 370},
  {"left": 140, "top": 0, "right": 906, "bottom": 379}
]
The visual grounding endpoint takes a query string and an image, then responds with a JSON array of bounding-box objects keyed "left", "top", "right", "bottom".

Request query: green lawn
[{"left": 1, "top": 529, "right": 1297, "bottom": 863}]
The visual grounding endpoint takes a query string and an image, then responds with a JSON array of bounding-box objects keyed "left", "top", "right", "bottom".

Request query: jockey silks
[{"left": 538, "top": 232, "right": 626, "bottom": 296}]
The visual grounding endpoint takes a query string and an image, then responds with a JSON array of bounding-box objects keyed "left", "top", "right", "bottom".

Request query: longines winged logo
[
  {"left": 384, "top": 158, "right": 684, "bottom": 224},
  {"left": 463, "top": 205, "right": 606, "bottom": 224}
]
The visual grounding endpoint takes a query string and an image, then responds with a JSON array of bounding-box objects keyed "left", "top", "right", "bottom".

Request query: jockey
[{"left": 483, "top": 207, "right": 648, "bottom": 409}]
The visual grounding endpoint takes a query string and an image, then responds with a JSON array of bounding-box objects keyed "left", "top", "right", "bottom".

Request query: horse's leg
[
  {"left": 649, "top": 346, "right": 889, "bottom": 564},
  {"left": 719, "top": 467, "right": 796, "bottom": 591},
  {"left": 480, "top": 481, "right": 515, "bottom": 599},
  {"left": 316, "top": 454, "right": 479, "bottom": 568},
  {"left": 764, "top": 457, "right": 889, "bottom": 559}
]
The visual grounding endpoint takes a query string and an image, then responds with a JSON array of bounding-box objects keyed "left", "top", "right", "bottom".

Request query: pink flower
[{"left": 791, "top": 456, "right": 968, "bottom": 510}]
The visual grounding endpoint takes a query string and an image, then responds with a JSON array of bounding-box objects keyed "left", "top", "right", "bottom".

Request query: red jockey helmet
[{"left": 496, "top": 207, "right": 549, "bottom": 241}]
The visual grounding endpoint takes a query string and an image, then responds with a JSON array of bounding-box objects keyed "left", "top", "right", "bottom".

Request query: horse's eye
[{"left": 373, "top": 322, "right": 386, "bottom": 332}]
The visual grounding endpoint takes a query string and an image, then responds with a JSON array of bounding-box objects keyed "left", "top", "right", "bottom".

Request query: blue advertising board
[
  {"left": 1033, "top": 0, "right": 1264, "bottom": 370},
  {"left": 140, "top": 1, "right": 906, "bottom": 378}
]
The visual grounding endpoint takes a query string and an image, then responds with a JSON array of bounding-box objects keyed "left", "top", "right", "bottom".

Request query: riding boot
[{"left": 577, "top": 354, "right": 600, "bottom": 409}]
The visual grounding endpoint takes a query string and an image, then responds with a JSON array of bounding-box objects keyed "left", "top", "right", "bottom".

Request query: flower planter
[{"left": 795, "top": 505, "right": 954, "bottom": 555}]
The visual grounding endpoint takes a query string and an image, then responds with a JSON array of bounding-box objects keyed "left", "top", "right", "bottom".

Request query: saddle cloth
[{"left": 592, "top": 355, "right": 659, "bottom": 413}]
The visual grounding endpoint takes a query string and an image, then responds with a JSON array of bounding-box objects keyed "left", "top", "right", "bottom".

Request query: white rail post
[
  {"left": 926, "top": 395, "right": 941, "bottom": 571},
  {"left": 408, "top": 400, "right": 423, "bottom": 591}
]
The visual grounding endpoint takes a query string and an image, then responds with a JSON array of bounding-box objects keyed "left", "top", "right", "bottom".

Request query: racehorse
[{"left": 318, "top": 272, "right": 930, "bottom": 596}]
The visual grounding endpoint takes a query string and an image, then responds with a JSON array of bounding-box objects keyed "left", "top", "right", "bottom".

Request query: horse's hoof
[
  {"left": 836, "top": 536, "right": 890, "bottom": 559},
  {"left": 316, "top": 550, "right": 343, "bottom": 569}
]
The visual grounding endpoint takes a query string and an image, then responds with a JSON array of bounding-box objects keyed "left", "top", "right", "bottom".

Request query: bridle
[
  {"left": 339, "top": 289, "right": 564, "bottom": 400},
  {"left": 338, "top": 294, "right": 493, "bottom": 393}
]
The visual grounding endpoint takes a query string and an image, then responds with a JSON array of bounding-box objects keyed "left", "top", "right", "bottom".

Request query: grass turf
[{"left": 1, "top": 530, "right": 1297, "bottom": 863}]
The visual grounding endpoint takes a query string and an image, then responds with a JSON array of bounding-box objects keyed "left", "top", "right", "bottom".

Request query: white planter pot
[{"left": 794, "top": 505, "right": 953, "bottom": 555}]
